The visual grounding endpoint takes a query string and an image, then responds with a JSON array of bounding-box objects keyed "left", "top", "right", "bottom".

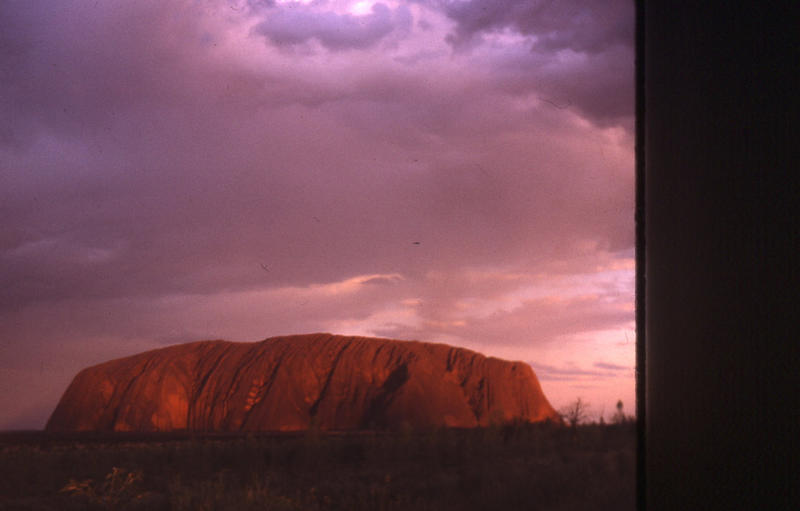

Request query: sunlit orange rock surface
[{"left": 46, "top": 333, "right": 561, "bottom": 432}]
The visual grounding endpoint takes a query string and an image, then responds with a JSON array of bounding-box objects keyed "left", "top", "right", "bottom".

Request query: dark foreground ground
[{"left": 0, "top": 422, "right": 635, "bottom": 511}]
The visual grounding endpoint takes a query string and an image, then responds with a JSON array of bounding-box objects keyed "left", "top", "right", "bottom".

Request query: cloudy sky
[{"left": 0, "top": 0, "right": 635, "bottom": 429}]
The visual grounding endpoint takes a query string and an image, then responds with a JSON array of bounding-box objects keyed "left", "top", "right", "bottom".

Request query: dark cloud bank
[{"left": 252, "top": 2, "right": 413, "bottom": 50}]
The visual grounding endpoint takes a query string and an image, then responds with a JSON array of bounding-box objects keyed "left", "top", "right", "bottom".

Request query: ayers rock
[{"left": 46, "top": 333, "right": 561, "bottom": 432}]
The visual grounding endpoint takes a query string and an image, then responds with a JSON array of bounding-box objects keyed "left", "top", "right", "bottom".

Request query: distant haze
[{"left": 0, "top": 0, "right": 635, "bottom": 429}]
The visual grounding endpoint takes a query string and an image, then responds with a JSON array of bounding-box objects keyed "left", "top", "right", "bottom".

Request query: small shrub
[{"left": 60, "top": 466, "right": 145, "bottom": 510}]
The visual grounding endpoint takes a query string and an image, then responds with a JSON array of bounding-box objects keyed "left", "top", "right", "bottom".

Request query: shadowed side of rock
[{"left": 46, "top": 333, "right": 561, "bottom": 432}]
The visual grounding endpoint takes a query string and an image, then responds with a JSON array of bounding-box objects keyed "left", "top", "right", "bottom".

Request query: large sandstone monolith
[{"left": 46, "top": 333, "right": 561, "bottom": 432}]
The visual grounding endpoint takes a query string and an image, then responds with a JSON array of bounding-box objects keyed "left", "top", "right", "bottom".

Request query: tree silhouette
[
  {"left": 559, "top": 397, "right": 590, "bottom": 427},
  {"left": 612, "top": 399, "right": 628, "bottom": 424}
]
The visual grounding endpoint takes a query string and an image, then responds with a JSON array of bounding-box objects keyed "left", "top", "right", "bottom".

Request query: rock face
[{"left": 46, "top": 333, "right": 561, "bottom": 432}]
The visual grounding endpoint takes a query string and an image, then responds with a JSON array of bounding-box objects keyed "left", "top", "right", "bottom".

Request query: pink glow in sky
[{"left": 0, "top": 0, "right": 635, "bottom": 429}]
